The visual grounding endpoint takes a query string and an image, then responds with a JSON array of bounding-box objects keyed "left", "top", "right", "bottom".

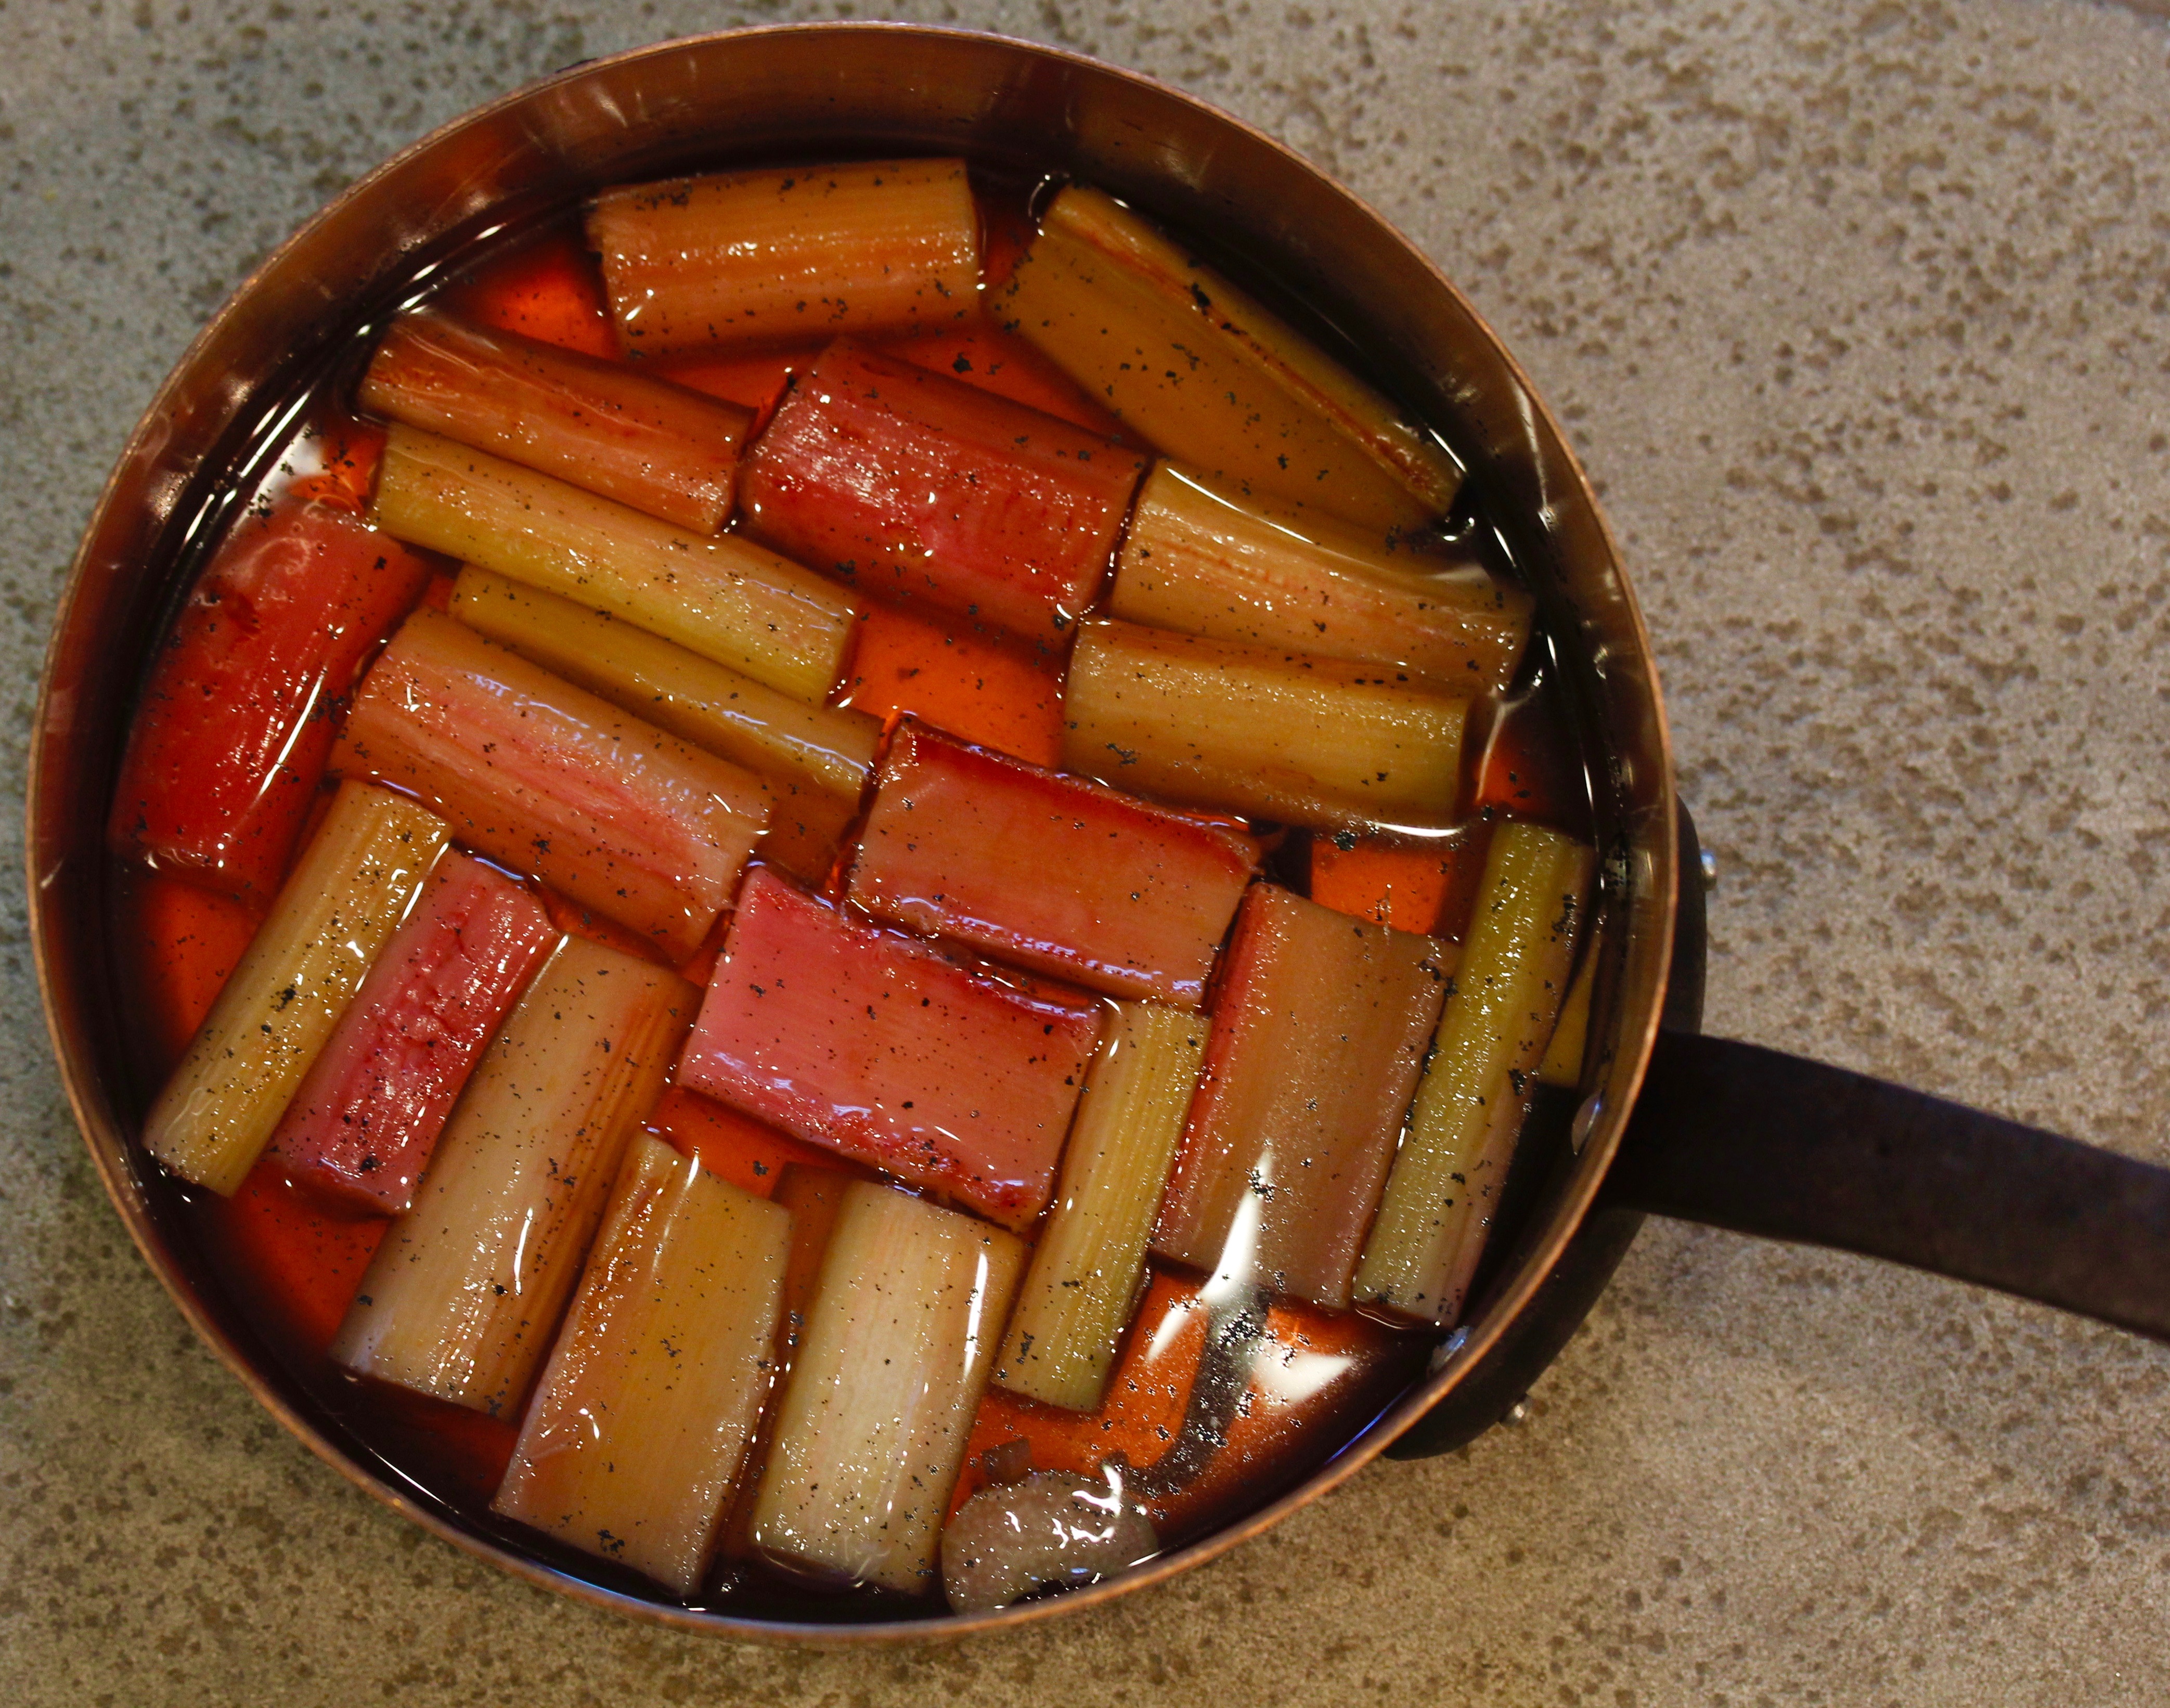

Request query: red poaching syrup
[{"left": 117, "top": 180, "right": 1593, "bottom": 1598}]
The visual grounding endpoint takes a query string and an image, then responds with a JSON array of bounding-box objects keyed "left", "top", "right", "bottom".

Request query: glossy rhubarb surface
[
  {"left": 1152, "top": 882, "right": 1452, "bottom": 1310},
  {"left": 359, "top": 309, "right": 753, "bottom": 532},
  {"left": 676, "top": 868, "right": 1103, "bottom": 1233},
  {"left": 263, "top": 851, "right": 557, "bottom": 1214},
  {"left": 330, "top": 609, "right": 768, "bottom": 961},
  {"left": 846, "top": 721, "right": 1257, "bottom": 1008},
  {"left": 588, "top": 159, "right": 981, "bottom": 357},
  {"left": 739, "top": 340, "right": 1148, "bottom": 639},
  {"left": 108, "top": 499, "right": 433, "bottom": 900}
]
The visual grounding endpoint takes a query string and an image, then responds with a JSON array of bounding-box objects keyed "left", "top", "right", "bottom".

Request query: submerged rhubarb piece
[
  {"left": 108, "top": 499, "right": 434, "bottom": 900},
  {"left": 846, "top": 721, "right": 1257, "bottom": 1008},
  {"left": 144, "top": 783, "right": 448, "bottom": 1196},
  {"left": 1063, "top": 618, "right": 1469, "bottom": 833},
  {"left": 330, "top": 609, "right": 768, "bottom": 961},
  {"left": 1110, "top": 462, "right": 1532, "bottom": 693},
  {"left": 493, "top": 1132, "right": 790, "bottom": 1595},
  {"left": 1354, "top": 821, "right": 1594, "bottom": 1324},
  {"left": 371, "top": 424, "right": 858, "bottom": 702},
  {"left": 748, "top": 1181, "right": 1025, "bottom": 1595},
  {"left": 1000, "top": 186, "right": 1461, "bottom": 533},
  {"left": 677, "top": 869, "right": 1103, "bottom": 1233},
  {"left": 738, "top": 340, "right": 1148, "bottom": 638},
  {"left": 449, "top": 568, "right": 877, "bottom": 883},
  {"left": 263, "top": 852, "right": 557, "bottom": 1213},
  {"left": 588, "top": 159, "right": 980, "bottom": 358},
  {"left": 1152, "top": 883, "right": 1451, "bottom": 1310},
  {"left": 359, "top": 310, "right": 754, "bottom": 532},
  {"left": 993, "top": 1001, "right": 1206, "bottom": 1410},
  {"left": 331, "top": 937, "right": 698, "bottom": 1416}
]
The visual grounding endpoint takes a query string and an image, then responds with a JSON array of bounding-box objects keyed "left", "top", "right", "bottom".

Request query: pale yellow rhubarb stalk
[
  {"left": 1110, "top": 462, "right": 1531, "bottom": 694},
  {"left": 588, "top": 159, "right": 981, "bottom": 357},
  {"left": 143, "top": 782, "right": 446, "bottom": 1196},
  {"left": 1000, "top": 186, "right": 1462, "bottom": 534},
  {"left": 449, "top": 566, "right": 876, "bottom": 880},
  {"left": 372, "top": 424, "right": 858, "bottom": 703},
  {"left": 1352, "top": 821, "right": 1595, "bottom": 1323},
  {"left": 748, "top": 1182, "right": 1025, "bottom": 1595},
  {"left": 1538, "top": 932, "right": 1600, "bottom": 1088},
  {"left": 714, "top": 1164, "right": 851, "bottom": 1565},
  {"left": 992, "top": 1002, "right": 1205, "bottom": 1412},
  {"left": 492, "top": 1132, "right": 791, "bottom": 1596},
  {"left": 1063, "top": 618, "right": 1468, "bottom": 833},
  {"left": 331, "top": 937, "right": 698, "bottom": 1417}
]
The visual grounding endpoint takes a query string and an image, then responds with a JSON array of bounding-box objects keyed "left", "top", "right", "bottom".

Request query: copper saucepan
[{"left": 28, "top": 23, "right": 2165, "bottom": 1642}]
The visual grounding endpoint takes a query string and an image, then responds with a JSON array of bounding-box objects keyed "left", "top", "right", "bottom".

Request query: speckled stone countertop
[{"left": 4, "top": 2, "right": 2165, "bottom": 1702}]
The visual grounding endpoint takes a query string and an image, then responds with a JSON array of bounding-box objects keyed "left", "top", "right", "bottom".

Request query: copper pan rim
[{"left": 25, "top": 20, "right": 1677, "bottom": 1644}]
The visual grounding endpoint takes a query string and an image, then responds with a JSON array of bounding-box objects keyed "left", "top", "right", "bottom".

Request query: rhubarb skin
[
  {"left": 1110, "top": 462, "right": 1532, "bottom": 694},
  {"left": 846, "top": 720, "right": 1257, "bottom": 1008},
  {"left": 1063, "top": 617, "right": 1469, "bottom": 834},
  {"left": 739, "top": 340, "right": 1148, "bottom": 639},
  {"left": 588, "top": 159, "right": 980, "bottom": 358},
  {"left": 493, "top": 1132, "right": 791, "bottom": 1597},
  {"left": 359, "top": 309, "right": 753, "bottom": 533},
  {"left": 108, "top": 499, "right": 433, "bottom": 901},
  {"left": 999, "top": 186, "right": 1462, "bottom": 534},
  {"left": 676, "top": 869, "right": 1103, "bottom": 1233},
  {"left": 330, "top": 937, "right": 699, "bottom": 1417},
  {"left": 1152, "top": 882, "right": 1451, "bottom": 1310},
  {"left": 330, "top": 609, "right": 768, "bottom": 961},
  {"left": 263, "top": 852, "right": 557, "bottom": 1214}
]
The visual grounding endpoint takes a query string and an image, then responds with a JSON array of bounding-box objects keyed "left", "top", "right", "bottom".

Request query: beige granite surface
[{"left": 3, "top": 1, "right": 2166, "bottom": 1702}]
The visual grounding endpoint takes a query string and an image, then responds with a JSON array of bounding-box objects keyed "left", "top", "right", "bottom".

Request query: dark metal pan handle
[{"left": 1606, "top": 1031, "right": 2170, "bottom": 1342}]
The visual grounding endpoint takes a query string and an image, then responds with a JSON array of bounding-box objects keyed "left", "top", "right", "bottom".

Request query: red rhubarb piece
[
  {"left": 737, "top": 340, "right": 1148, "bottom": 639},
  {"left": 264, "top": 852, "right": 558, "bottom": 1214},
  {"left": 1152, "top": 882, "right": 1451, "bottom": 1309},
  {"left": 107, "top": 499, "right": 434, "bottom": 900},
  {"left": 845, "top": 720, "right": 1258, "bottom": 1008},
  {"left": 676, "top": 868, "right": 1103, "bottom": 1232},
  {"left": 329, "top": 610, "right": 768, "bottom": 961},
  {"left": 358, "top": 310, "right": 754, "bottom": 533}
]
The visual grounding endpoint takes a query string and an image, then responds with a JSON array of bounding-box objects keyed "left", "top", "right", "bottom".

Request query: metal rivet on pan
[{"left": 1699, "top": 847, "right": 1719, "bottom": 894}]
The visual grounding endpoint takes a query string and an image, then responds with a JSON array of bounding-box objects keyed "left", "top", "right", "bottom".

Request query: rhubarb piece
[
  {"left": 738, "top": 341, "right": 1148, "bottom": 638},
  {"left": 1539, "top": 930, "right": 1599, "bottom": 1088},
  {"left": 330, "top": 609, "right": 768, "bottom": 961},
  {"left": 993, "top": 1002, "right": 1206, "bottom": 1409},
  {"left": 331, "top": 937, "right": 699, "bottom": 1416},
  {"left": 263, "top": 852, "right": 557, "bottom": 1214},
  {"left": 714, "top": 1162, "right": 851, "bottom": 1564},
  {"left": 1353, "top": 821, "right": 1595, "bottom": 1323},
  {"left": 1152, "top": 883, "right": 1451, "bottom": 1310},
  {"left": 1109, "top": 462, "right": 1531, "bottom": 693},
  {"left": 941, "top": 1470, "right": 1157, "bottom": 1613},
  {"left": 1000, "top": 186, "right": 1461, "bottom": 533},
  {"left": 358, "top": 309, "right": 754, "bottom": 532},
  {"left": 748, "top": 1181, "right": 1025, "bottom": 1595},
  {"left": 845, "top": 721, "right": 1257, "bottom": 1008},
  {"left": 588, "top": 159, "right": 980, "bottom": 357},
  {"left": 1063, "top": 618, "right": 1470, "bottom": 833},
  {"left": 676, "top": 869, "right": 1102, "bottom": 1233},
  {"left": 371, "top": 424, "right": 857, "bottom": 702},
  {"left": 449, "top": 567, "right": 876, "bottom": 882},
  {"left": 492, "top": 1132, "right": 791, "bottom": 1595},
  {"left": 143, "top": 782, "right": 448, "bottom": 1196},
  {"left": 108, "top": 499, "right": 433, "bottom": 900}
]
